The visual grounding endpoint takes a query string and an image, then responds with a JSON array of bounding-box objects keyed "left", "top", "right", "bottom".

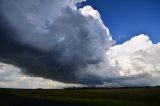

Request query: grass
[{"left": 0, "top": 87, "right": 160, "bottom": 106}]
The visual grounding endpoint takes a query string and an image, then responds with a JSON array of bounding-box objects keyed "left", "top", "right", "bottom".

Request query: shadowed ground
[{"left": 0, "top": 87, "right": 160, "bottom": 106}]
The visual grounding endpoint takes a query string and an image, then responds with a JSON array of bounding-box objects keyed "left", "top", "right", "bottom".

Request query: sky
[
  {"left": 0, "top": 0, "right": 160, "bottom": 89},
  {"left": 80, "top": 0, "right": 160, "bottom": 44}
]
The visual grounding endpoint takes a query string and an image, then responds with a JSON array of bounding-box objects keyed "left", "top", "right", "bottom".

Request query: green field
[{"left": 0, "top": 87, "right": 160, "bottom": 106}]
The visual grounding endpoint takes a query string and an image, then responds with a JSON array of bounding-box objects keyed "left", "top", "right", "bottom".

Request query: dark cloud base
[
  {"left": 1, "top": 0, "right": 159, "bottom": 87},
  {"left": 0, "top": 13, "right": 102, "bottom": 85},
  {"left": 0, "top": 0, "right": 113, "bottom": 85}
]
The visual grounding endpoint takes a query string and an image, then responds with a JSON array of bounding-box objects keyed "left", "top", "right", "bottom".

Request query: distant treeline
[{"left": 64, "top": 86, "right": 160, "bottom": 90}]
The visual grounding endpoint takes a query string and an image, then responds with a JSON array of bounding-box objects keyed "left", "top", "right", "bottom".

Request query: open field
[{"left": 0, "top": 87, "right": 160, "bottom": 106}]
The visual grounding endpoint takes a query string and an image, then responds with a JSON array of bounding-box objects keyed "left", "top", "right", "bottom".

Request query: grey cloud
[
  {"left": 1, "top": 0, "right": 159, "bottom": 88},
  {"left": 0, "top": 0, "right": 113, "bottom": 85}
]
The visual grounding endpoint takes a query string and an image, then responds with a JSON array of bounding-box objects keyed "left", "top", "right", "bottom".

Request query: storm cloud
[
  {"left": 0, "top": 0, "right": 113, "bottom": 84},
  {"left": 1, "top": 0, "right": 160, "bottom": 88}
]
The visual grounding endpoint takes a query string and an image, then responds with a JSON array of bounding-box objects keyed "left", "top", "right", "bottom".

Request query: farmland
[{"left": 0, "top": 87, "right": 160, "bottom": 106}]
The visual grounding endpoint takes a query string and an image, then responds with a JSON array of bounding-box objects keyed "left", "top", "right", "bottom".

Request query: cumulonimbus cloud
[
  {"left": 0, "top": 0, "right": 113, "bottom": 84},
  {"left": 0, "top": 0, "right": 160, "bottom": 87}
]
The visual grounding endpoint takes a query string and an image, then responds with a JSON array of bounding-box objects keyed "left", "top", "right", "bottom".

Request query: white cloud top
[{"left": 108, "top": 34, "right": 160, "bottom": 77}]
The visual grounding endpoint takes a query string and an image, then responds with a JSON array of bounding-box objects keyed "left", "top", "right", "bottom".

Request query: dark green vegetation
[{"left": 0, "top": 87, "right": 160, "bottom": 106}]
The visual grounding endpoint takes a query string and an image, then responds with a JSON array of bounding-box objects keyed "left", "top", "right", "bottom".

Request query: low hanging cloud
[
  {"left": 0, "top": 62, "right": 81, "bottom": 89},
  {"left": 0, "top": 0, "right": 160, "bottom": 88}
]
